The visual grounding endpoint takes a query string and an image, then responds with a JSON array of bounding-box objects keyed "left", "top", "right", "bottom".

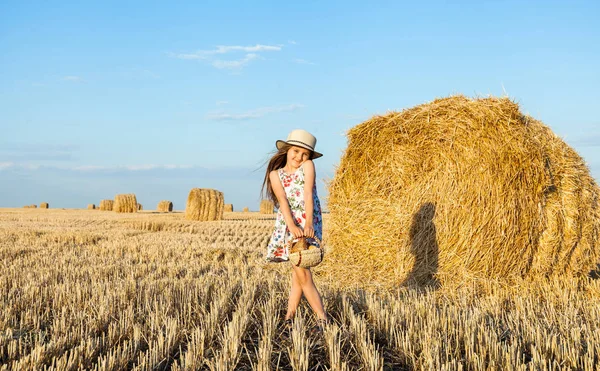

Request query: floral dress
[{"left": 266, "top": 163, "right": 323, "bottom": 262}]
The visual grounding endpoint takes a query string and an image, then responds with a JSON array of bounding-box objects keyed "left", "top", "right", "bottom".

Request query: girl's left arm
[{"left": 303, "top": 160, "right": 315, "bottom": 237}]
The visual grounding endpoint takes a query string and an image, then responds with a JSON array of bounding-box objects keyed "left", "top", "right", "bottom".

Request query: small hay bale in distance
[
  {"left": 224, "top": 203, "right": 233, "bottom": 212},
  {"left": 185, "top": 188, "right": 224, "bottom": 221},
  {"left": 260, "top": 200, "right": 275, "bottom": 214},
  {"left": 99, "top": 200, "right": 114, "bottom": 211},
  {"left": 113, "top": 194, "right": 138, "bottom": 213},
  {"left": 324, "top": 95, "right": 600, "bottom": 289},
  {"left": 40, "top": 202, "right": 49, "bottom": 209},
  {"left": 87, "top": 204, "right": 96, "bottom": 210},
  {"left": 157, "top": 200, "right": 173, "bottom": 212},
  {"left": 137, "top": 203, "right": 143, "bottom": 211}
]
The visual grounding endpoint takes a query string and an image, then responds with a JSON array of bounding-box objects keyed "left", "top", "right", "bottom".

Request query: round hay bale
[
  {"left": 99, "top": 200, "right": 114, "bottom": 211},
  {"left": 113, "top": 194, "right": 138, "bottom": 213},
  {"left": 185, "top": 188, "right": 224, "bottom": 221},
  {"left": 243, "top": 207, "right": 249, "bottom": 212},
  {"left": 224, "top": 203, "right": 233, "bottom": 212},
  {"left": 157, "top": 200, "right": 173, "bottom": 212},
  {"left": 87, "top": 204, "right": 96, "bottom": 210},
  {"left": 260, "top": 199, "right": 275, "bottom": 214},
  {"left": 325, "top": 95, "right": 600, "bottom": 289},
  {"left": 40, "top": 202, "right": 49, "bottom": 209}
]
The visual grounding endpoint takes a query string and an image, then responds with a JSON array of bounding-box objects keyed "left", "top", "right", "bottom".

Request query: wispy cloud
[
  {"left": 0, "top": 162, "right": 14, "bottom": 170},
  {"left": 288, "top": 40, "right": 297, "bottom": 45},
  {"left": 206, "top": 104, "right": 305, "bottom": 121},
  {"left": 293, "top": 58, "right": 316, "bottom": 65},
  {"left": 72, "top": 164, "right": 193, "bottom": 172},
  {"left": 212, "top": 53, "right": 259, "bottom": 69},
  {"left": 63, "top": 76, "right": 83, "bottom": 82},
  {"left": 171, "top": 43, "right": 282, "bottom": 69},
  {"left": 216, "top": 100, "right": 229, "bottom": 106},
  {"left": 0, "top": 143, "right": 77, "bottom": 162}
]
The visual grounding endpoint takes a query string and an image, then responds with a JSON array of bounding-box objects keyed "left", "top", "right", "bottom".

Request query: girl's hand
[
  {"left": 304, "top": 225, "right": 315, "bottom": 238},
  {"left": 289, "top": 225, "right": 304, "bottom": 239}
]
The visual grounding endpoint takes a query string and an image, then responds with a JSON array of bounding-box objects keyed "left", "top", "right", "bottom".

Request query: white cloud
[
  {"left": 0, "top": 162, "right": 14, "bottom": 170},
  {"left": 288, "top": 40, "right": 297, "bottom": 45},
  {"left": 293, "top": 58, "right": 316, "bottom": 65},
  {"left": 212, "top": 53, "right": 259, "bottom": 69},
  {"left": 206, "top": 104, "right": 305, "bottom": 121},
  {"left": 171, "top": 43, "right": 282, "bottom": 69}
]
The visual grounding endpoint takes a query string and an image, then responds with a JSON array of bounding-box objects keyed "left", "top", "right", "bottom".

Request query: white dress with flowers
[{"left": 265, "top": 164, "right": 323, "bottom": 262}]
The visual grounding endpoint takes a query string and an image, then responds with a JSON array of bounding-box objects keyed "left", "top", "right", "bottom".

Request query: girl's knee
[{"left": 294, "top": 268, "right": 312, "bottom": 286}]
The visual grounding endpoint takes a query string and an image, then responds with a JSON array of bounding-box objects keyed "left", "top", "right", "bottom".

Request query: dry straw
[
  {"left": 185, "top": 188, "right": 224, "bottom": 221},
  {"left": 324, "top": 95, "right": 600, "bottom": 289},
  {"left": 243, "top": 207, "right": 249, "bottom": 212},
  {"left": 40, "top": 202, "right": 49, "bottom": 209},
  {"left": 113, "top": 194, "right": 138, "bottom": 213},
  {"left": 224, "top": 204, "right": 234, "bottom": 212},
  {"left": 87, "top": 204, "right": 96, "bottom": 210},
  {"left": 99, "top": 200, "right": 114, "bottom": 211},
  {"left": 157, "top": 200, "right": 173, "bottom": 212},
  {"left": 260, "top": 200, "right": 275, "bottom": 214}
]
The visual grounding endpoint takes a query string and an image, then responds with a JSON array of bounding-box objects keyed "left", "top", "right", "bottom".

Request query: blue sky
[{"left": 1, "top": 0, "right": 599, "bottom": 210}]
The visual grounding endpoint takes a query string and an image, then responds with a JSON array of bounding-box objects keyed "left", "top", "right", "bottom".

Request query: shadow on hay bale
[{"left": 322, "top": 95, "right": 600, "bottom": 290}]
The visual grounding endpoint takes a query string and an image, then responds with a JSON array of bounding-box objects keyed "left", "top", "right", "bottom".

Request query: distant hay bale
[
  {"left": 113, "top": 194, "right": 138, "bottom": 213},
  {"left": 325, "top": 95, "right": 600, "bottom": 289},
  {"left": 185, "top": 188, "right": 224, "bottom": 221},
  {"left": 137, "top": 203, "right": 143, "bottom": 211},
  {"left": 260, "top": 200, "right": 275, "bottom": 214},
  {"left": 99, "top": 200, "right": 114, "bottom": 211},
  {"left": 40, "top": 202, "right": 49, "bottom": 209},
  {"left": 157, "top": 200, "right": 173, "bottom": 212},
  {"left": 87, "top": 204, "right": 96, "bottom": 210},
  {"left": 243, "top": 207, "right": 249, "bottom": 212},
  {"left": 224, "top": 203, "right": 233, "bottom": 212}
]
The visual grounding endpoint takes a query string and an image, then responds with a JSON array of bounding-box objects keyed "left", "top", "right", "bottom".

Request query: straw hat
[{"left": 276, "top": 129, "right": 323, "bottom": 159}]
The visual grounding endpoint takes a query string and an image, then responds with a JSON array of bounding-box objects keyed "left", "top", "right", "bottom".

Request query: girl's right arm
[{"left": 270, "top": 170, "right": 304, "bottom": 238}]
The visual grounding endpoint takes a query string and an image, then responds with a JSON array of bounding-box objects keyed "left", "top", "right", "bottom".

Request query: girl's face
[{"left": 287, "top": 146, "right": 311, "bottom": 168}]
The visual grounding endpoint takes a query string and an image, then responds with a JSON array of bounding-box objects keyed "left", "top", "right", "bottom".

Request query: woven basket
[{"left": 288, "top": 237, "right": 324, "bottom": 268}]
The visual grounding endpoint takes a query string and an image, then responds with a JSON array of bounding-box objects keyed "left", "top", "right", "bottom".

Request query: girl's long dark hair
[{"left": 261, "top": 144, "right": 291, "bottom": 206}]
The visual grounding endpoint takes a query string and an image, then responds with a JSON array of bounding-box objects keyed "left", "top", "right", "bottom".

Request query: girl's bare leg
[
  {"left": 292, "top": 265, "right": 327, "bottom": 320},
  {"left": 285, "top": 269, "right": 303, "bottom": 320}
]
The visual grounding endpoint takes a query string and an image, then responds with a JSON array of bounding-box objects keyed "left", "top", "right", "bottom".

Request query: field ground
[{"left": 1, "top": 208, "right": 599, "bottom": 370}]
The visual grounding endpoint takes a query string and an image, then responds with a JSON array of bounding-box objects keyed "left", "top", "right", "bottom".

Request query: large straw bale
[
  {"left": 87, "top": 204, "right": 96, "bottom": 210},
  {"left": 157, "top": 200, "right": 173, "bottom": 212},
  {"left": 325, "top": 95, "right": 600, "bottom": 289},
  {"left": 185, "top": 188, "right": 224, "bottom": 221},
  {"left": 40, "top": 202, "right": 49, "bottom": 209},
  {"left": 260, "top": 200, "right": 275, "bottom": 214},
  {"left": 99, "top": 200, "right": 114, "bottom": 211},
  {"left": 224, "top": 203, "right": 234, "bottom": 212},
  {"left": 113, "top": 194, "right": 138, "bottom": 213}
]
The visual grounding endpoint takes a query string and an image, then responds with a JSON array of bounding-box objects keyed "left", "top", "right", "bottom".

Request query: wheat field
[{"left": 1, "top": 208, "right": 599, "bottom": 370}]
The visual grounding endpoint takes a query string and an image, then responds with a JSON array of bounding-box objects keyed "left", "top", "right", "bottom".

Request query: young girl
[{"left": 262, "top": 129, "right": 328, "bottom": 329}]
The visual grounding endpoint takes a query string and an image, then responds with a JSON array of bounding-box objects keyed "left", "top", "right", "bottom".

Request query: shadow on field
[{"left": 403, "top": 202, "right": 440, "bottom": 289}]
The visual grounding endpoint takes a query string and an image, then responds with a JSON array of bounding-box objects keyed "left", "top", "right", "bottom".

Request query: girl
[{"left": 262, "top": 129, "right": 328, "bottom": 330}]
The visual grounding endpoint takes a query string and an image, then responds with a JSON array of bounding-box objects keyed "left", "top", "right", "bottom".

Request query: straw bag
[{"left": 288, "top": 236, "right": 324, "bottom": 268}]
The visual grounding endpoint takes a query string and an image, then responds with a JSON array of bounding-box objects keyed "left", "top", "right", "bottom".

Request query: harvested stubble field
[{"left": 1, "top": 209, "right": 599, "bottom": 370}]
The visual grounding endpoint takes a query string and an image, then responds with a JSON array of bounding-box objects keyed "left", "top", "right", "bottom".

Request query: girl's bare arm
[{"left": 302, "top": 160, "right": 315, "bottom": 235}]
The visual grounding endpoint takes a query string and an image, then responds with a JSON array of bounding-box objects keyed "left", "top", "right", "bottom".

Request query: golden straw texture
[
  {"left": 99, "top": 200, "right": 114, "bottom": 211},
  {"left": 185, "top": 188, "right": 224, "bottom": 221},
  {"left": 260, "top": 200, "right": 275, "bottom": 214},
  {"left": 224, "top": 204, "right": 234, "bottom": 212},
  {"left": 87, "top": 204, "right": 96, "bottom": 210},
  {"left": 113, "top": 194, "right": 138, "bottom": 213},
  {"left": 157, "top": 200, "right": 173, "bottom": 212},
  {"left": 324, "top": 95, "right": 600, "bottom": 289}
]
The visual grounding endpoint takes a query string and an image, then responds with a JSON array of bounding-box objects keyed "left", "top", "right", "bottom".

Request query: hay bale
[
  {"left": 113, "top": 194, "right": 138, "bottom": 213},
  {"left": 224, "top": 203, "right": 233, "bottom": 212},
  {"left": 99, "top": 200, "right": 114, "bottom": 211},
  {"left": 260, "top": 200, "right": 275, "bottom": 214},
  {"left": 137, "top": 203, "right": 143, "bottom": 211},
  {"left": 87, "top": 204, "right": 96, "bottom": 210},
  {"left": 157, "top": 200, "right": 173, "bottom": 212},
  {"left": 185, "top": 188, "right": 224, "bottom": 221},
  {"left": 40, "top": 202, "right": 49, "bottom": 209},
  {"left": 243, "top": 207, "right": 249, "bottom": 212},
  {"left": 325, "top": 95, "right": 600, "bottom": 289}
]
